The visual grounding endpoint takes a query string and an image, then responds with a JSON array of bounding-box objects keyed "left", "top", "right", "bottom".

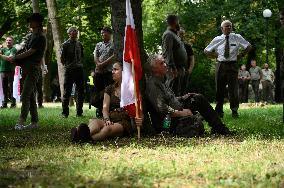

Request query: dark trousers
[
  {"left": 262, "top": 80, "right": 273, "bottom": 102},
  {"left": 20, "top": 66, "right": 40, "bottom": 123},
  {"left": 215, "top": 62, "right": 239, "bottom": 114},
  {"left": 62, "top": 67, "right": 84, "bottom": 116},
  {"left": 0, "top": 71, "right": 16, "bottom": 106},
  {"left": 251, "top": 80, "right": 260, "bottom": 102},
  {"left": 182, "top": 94, "right": 224, "bottom": 130},
  {"left": 166, "top": 68, "right": 185, "bottom": 96},
  {"left": 92, "top": 72, "right": 113, "bottom": 113},
  {"left": 238, "top": 79, "right": 249, "bottom": 103},
  {"left": 36, "top": 72, "right": 43, "bottom": 106}
]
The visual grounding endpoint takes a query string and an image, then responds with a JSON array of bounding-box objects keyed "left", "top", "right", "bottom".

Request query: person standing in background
[
  {"left": 249, "top": 59, "right": 262, "bottom": 103},
  {"left": 0, "top": 36, "right": 17, "bottom": 108}
]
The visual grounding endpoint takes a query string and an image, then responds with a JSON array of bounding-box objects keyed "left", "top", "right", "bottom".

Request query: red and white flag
[
  {"left": 120, "top": 0, "right": 142, "bottom": 118},
  {"left": 13, "top": 66, "right": 21, "bottom": 102}
]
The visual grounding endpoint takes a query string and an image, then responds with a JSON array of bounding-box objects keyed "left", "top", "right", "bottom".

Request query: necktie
[{"left": 224, "top": 35, "right": 230, "bottom": 59}]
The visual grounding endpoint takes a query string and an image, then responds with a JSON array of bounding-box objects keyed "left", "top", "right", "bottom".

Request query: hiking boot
[
  {"left": 14, "top": 124, "right": 26, "bottom": 130},
  {"left": 10, "top": 104, "right": 16, "bottom": 108},
  {"left": 211, "top": 126, "right": 235, "bottom": 136},
  {"left": 25, "top": 123, "right": 39, "bottom": 129},
  {"left": 232, "top": 111, "right": 239, "bottom": 118}
]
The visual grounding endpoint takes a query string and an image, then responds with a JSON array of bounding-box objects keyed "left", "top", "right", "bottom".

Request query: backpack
[{"left": 174, "top": 113, "right": 205, "bottom": 137}]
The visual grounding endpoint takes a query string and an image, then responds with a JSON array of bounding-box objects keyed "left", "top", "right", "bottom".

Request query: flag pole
[{"left": 132, "top": 60, "right": 141, "bottom": 139}]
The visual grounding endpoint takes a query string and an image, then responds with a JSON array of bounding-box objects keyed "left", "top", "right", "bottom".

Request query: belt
[{"left": 218, "top": 61, "right": 237, "bottom": 64}]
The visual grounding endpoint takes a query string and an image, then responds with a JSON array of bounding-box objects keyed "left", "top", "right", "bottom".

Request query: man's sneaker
[
  {"left": 38, "top": 105, "right": 44, "bottom": 108},
  {"left": 14, "top": 124, "right": 25, "bottom": 130},
  {"left": 25, "top": 123, "right": 39, "bottom": 129}
]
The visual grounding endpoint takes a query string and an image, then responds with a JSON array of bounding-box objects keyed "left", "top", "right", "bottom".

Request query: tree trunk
[
  {"left": 43, "top": 22, "right": 54, "bottom": 102},
  {"left": 109, "top": 0, "right": 147, "bottom": 64},
  {"left": 32, "top": 0, "right": 40, "bottom": 13},
  {"left": 274, "top": 1, "right": 284, "bottom": 102},
  {"left": 46, "top": 0, "right": 65, "bottom": 98}
]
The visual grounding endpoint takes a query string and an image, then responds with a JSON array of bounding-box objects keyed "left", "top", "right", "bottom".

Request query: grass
[{"left": 1, "top": 103, "right": 284, "bottom": 187}]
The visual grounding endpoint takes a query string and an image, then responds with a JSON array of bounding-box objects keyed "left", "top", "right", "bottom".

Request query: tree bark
[
  {"left": 43, "top": 22, "right": 54, "bottom": 102},
  {"left": 110, "top": 0, "right": 147, "bottom": 64},
  {"left": 274, "top": 1, "right": 284, "bottom": 102},
  {"left": 32, "top": 0, "right": 40, "bottom": 13},
  {"left": 46, "top": 0, "right": 65, "bottom": 98}
]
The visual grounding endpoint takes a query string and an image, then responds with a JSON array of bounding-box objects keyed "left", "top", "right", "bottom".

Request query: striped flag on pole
[
  {"left": 13, "top": 66, "right": 21, "bottom": 102},
  {"left": 120, "top": 0, "right": 142, "bottom": 133}
]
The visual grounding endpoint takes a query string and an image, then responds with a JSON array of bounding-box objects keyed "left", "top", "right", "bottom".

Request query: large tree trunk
[
  {"left": 43, "top": 22, "right": 54, "bottom": 102},
  {"left": 32, "top": 0, "right": 40, "bottom": 13},
  {"left": 110, "top": 0, "right": 147, "bottom": 64},
  {"left": 46, "top": 0, "right": 65, "bottom": 98},
  {"left": 274, "top": 2, "right": 284, "bottom": 102}
]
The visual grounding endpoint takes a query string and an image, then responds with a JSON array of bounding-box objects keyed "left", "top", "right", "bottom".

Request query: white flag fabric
[
  {"left": 13, "top": 66, "right": 21, "bottom": 102},
  {"left": 120, "top": 0, "right": 142, "bottom": 118}
]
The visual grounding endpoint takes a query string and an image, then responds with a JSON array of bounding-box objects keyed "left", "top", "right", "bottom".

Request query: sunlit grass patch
[{"left": 1, "top": 103, "right": 284, "bottom": 187}]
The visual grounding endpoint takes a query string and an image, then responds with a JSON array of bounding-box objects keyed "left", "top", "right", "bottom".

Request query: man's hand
[
  {"left": 43, "top": 65, "right": 48, "bottom": 74},
  {"left": 135, "top": 117, "right": 143, "bottom": 127},
  {"left": 179, "top": 109, "right": 193, "bottom": 117},
  {"left": 104, "top": 120, "right": 113, "bottom": 126}
]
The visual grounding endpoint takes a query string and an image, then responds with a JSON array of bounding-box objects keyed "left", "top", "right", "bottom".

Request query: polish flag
[
  {"left": 120, "top": 0, "right": 142, "bottom": 118},
  {"left": 13, "top": 66, "right": 21, "bottom": 102}
]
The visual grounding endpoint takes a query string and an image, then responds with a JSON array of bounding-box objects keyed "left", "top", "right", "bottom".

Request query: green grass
[{"left": 1, "top": 103, "right": 284, "bottom": 187}]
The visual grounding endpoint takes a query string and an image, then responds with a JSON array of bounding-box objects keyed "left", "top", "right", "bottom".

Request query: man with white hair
[
  {"left": 145, "top": 54, "right": 233, "bottom": 135},
  {"left": 60, "top": 26, "right": 84, "bottom": 118},
  {"left": 204, "top": 20, "right": 252, "bottom": 118}
]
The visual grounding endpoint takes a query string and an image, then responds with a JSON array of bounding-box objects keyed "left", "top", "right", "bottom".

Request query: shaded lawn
[{"left": 0, "top": 103, "right": 284, "bottom": 187}]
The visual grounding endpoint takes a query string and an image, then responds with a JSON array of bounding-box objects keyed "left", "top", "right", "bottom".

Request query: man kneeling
[{"left": 145, "top": 54, "right": 233, "bottom": 135}]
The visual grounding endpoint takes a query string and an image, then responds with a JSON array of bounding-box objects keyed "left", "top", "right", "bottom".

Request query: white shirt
[
  {"left": 205, "top": 33, "right": 250, "bottom": 62},
  {"left": 262, "top": 69, "right": 274, "bottom": 82}
]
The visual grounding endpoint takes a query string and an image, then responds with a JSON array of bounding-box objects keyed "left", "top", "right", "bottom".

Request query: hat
[
  {"left": 27, "top": 13, "right": 44, "bottom": 23},
  {"left": 67, "top": 26, "right": 78, "bottom": 34},
  {"left": 101, "top": 26, "right": 112, "bottom": 34}
]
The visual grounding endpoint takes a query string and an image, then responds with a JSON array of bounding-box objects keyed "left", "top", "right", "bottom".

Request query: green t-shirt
[{"left": 0, "top": 47, "right": 17, "bottom": 72}]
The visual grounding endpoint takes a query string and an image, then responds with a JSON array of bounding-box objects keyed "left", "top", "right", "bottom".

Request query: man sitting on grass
[{"left": 145, "top": 54, "right": 233, "bottom": 135}]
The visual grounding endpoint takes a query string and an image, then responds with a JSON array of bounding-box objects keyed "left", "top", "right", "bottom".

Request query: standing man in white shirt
[{"left": 204, "top": 20, "right": 252, "bottom": 118}]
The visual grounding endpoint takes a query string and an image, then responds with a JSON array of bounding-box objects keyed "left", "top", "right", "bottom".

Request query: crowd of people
[{"left": 1, "top": 10, "right": 284, "bottom": 143}]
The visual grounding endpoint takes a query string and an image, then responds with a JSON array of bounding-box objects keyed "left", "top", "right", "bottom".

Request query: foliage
[{"left": 1, "top": 103, "right": 284, "bottom": 187}]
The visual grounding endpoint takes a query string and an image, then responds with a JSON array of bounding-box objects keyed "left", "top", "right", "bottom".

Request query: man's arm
[
  {"left": 162, "top": 33, "right": 175, "bottom": 68},
  {"left": 238, "top": 45, "right": 252, "bottom": 60},
  {"left": 100, "top": 54, "right": 115, "bottom": 68},
  {"left": 188, "top": 55, "right": 195, "bottom": 74},
  {"left": 204, "top": 37, "right": 219, "bottom": 59}
]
